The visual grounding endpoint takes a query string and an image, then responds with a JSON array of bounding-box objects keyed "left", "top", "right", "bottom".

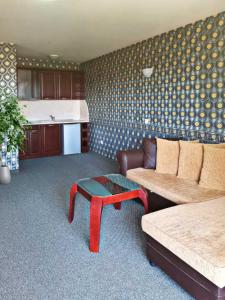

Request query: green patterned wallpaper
[
  {"left": 0, "top": 42, "right": 17, "bottom": 96},
  {"left": 82, "top": 12, "right": 225, "bottom": 159},
  {"left": 17, "top": 57, "right": 78, "bottom": 70},
  {"left": 0, "top": 43, "right": 18, "bottom": 170}
]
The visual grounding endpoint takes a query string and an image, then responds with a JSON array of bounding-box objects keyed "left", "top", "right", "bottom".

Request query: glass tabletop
[{"left": 77, "top": 174, "right": 140, "bottom": 197}]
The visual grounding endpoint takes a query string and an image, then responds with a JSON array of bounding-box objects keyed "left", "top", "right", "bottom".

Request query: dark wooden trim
[
  {"left": 81, "top": 122, "right": 89, "bottom": 152},
  {"left": 146, "top": 235, "right": 225, "bottom": 300}
]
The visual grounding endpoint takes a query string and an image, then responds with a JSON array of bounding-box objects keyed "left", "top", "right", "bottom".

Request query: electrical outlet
[{"left": 144, "top": 118, "right": 150, "bottom": 125}]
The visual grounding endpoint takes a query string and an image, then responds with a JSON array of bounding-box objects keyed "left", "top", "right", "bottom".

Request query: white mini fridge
[{"left": 62, "top": 124, "right": 81, "bottom": 155}]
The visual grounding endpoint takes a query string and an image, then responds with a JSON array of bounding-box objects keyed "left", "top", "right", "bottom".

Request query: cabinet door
[
  {"left": 17, "top": 69, "right": 32, "bottom": 100},
  {"left": 42, "top": 124, "right": 61, "bottom": 156},
  {"left": 72, "top": 71, "right": 85, "bottom": 99},
  {"left": 20, "top": 125, "right": 42, "bottom": 159},
  {"left": 40, "top": 70, "right": 57, "bottom": 99},
  {"left": 28, "top": 125, "right": 42, "bottom": 158},
  {"left": 31, "top": 69, "right": 40, "bottom": 99},
  {"left": 59, "top": 71, "right": 72, "bottom": 99}
]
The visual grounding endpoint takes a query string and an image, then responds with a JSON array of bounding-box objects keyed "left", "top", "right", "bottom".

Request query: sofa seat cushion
[
  {"left": 127, "top": 168, "right": 225, "bottom": 204},
  {"left": 142, "top": 197, "right": 225, "bottom": 288}
]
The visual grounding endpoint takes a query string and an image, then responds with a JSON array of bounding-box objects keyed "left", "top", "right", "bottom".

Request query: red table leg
[
  {"left": 138, "top": 188, "right": 149, "bottom": 214},
  {"left": 114, "top": 202, "right": 121, "bottom": 210},
  {"left": 90, "top": 197, "right": 103, "bottom": 253},
  {"left": 68, "top": 183, "right": 78, "bottom": 223}
]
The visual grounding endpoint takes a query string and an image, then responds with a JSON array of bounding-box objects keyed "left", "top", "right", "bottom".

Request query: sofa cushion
[
  {"left": 204, "top": 143, "right": 225, "bottom": 149},
  {"left": 142, "top": 197, "right": 225, "bottom": 288},
  {"left": 143, "top": 138, "right": 157, "bottom": 169},
  {"left": 177, "top": 140, "right": 203, "bottom": 182},
  {"left": 143, "top": 137, "right": 180, "bottom": 170},
  {"left": 199, "top": 147, "right": 225, "bottom": 191},
  {"left": 156, "top": 138, "right": 180, "bottom": 175},
  {"left": 127, "top": 168, "right": 225, "bottom": 204}
]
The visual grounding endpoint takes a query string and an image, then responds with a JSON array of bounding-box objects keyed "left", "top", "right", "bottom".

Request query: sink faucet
[{"left": 49, "top": 115, "right": 55, "bottom": 121}]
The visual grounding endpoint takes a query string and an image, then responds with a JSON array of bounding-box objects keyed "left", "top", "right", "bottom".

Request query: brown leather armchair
[
  {"left": 117, "top": 137, "right": 157, "bottom": 175},
  {"left": 117, "top": 149, "right": 144, "bottom": 176}
]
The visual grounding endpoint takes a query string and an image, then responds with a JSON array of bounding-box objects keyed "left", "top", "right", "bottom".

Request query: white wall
[{"left": 19, "top": 100, "right": 89, "bottom": 122}]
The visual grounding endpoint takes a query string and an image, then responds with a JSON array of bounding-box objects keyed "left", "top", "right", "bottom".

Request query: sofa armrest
[{"left": 117, "top": 149, "right": 144, "bottom": 176}]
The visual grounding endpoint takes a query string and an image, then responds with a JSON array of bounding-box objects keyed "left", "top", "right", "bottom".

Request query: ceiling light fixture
[{"left": 49, "top": 54, "right": 60, "bottom": 60}]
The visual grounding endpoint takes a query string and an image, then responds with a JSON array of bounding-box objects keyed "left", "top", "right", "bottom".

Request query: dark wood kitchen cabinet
[
  {"left": 20, "top": 124, "right": 61, "bottom": 159},
  {"left": 59, "top": 71, "right": 72, "bottom": 99},
  {"left": 17, "top": 69, "right": 32, "bottom": 100},
  {"left": 17, "top": 68, "right": 84, "bottom": 100},
  {"left": 42, "top": 124, "right": 61, "bottom": 156},
  {"left": 72, "top": 71, "right": 85, "bottom": 99},
  {"left": 17, "top": 69, "right": 40, "bottom": 100},
  {"left": 20, "top": 125, "right": 42, "bottom": 159},
  {"left": 81, "top": 122, "right": 89, "bottom": 153},
  {"left": 40, "top": 70, "right": 57, "bottom": 100}
]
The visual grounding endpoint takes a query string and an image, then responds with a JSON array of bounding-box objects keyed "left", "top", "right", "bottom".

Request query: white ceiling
[{"left": 0, "top": 0, "right": 225, "bottom": 63}]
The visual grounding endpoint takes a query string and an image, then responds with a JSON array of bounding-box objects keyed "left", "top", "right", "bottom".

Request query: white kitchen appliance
[{"left": 62, "top": 124, "right": 81, "bottom": 155}]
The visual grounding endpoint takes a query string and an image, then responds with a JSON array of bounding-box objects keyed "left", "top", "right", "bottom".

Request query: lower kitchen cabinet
[
  {"left": 42, "top": 124, "right": 61, "bottom": 156},
  {"left": 20, "top": 124, "right": 61, "bottom": 159}
]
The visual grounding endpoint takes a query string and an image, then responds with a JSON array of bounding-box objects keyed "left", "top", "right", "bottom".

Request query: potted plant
[{"left": 0, "top": 92, "right": 29, "bottom": 184}]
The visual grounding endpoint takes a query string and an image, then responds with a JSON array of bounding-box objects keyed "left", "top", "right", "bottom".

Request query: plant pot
[{"left": 0, "top": 165, "right": 11, "bottom": 184}]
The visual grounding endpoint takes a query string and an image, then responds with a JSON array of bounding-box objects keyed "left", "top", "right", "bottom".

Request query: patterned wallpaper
[
  {"left": 17, "top": 57, "right": 78, "bottom": 70},
  {"left": 0, "top": 43, "right": 17, "bottom": 95},
  {"left": 82, "top": 12, "right": 225, "bottom": 159},
  {"left": 0, "top": 42, "right": 19, "bottom": 170}
]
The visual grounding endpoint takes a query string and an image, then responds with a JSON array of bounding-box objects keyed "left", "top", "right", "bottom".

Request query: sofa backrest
[{"left": 143, "top": 137, "right": 179, "bottom": 169}]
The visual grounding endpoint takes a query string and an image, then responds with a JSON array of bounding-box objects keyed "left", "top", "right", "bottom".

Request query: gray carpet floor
[{"left": 0, "top": 153, "right": 192, "bottom": 300}]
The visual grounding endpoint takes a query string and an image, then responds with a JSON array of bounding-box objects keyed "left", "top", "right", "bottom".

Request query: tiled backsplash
[{"left": 20, "top": 100, "right": 89, "bottom": 122}]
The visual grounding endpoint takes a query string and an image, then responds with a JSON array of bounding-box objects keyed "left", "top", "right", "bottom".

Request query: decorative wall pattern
[
  {"left": 82, "top": 12, "right": 225, "bottom": 159},
  {"left": 17, "top": 57, "right": 78, "bottom": 70},
  {"left": 0, "top": 43, "right": 17, "bottom": 95},
  {"left": 0, "top": 43, "right": 19, "bottom": 170},
  {"left": 0, "top": 140, "right": 19, "bottom": 171}
]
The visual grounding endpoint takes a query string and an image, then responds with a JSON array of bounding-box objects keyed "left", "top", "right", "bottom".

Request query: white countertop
[{"left": 28, "top": 119, "right": 89, "bottom": 125}]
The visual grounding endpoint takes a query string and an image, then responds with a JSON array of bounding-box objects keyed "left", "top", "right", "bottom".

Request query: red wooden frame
[{"left": 68, "top": 183, "right": 149, "bottom": 253}]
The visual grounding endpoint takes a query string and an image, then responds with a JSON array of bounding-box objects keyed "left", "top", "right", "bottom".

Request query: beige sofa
[
  {"left": 142, "top": 197, "right": 225, "bottom": 289},
  {"left": 127, "top": 167, "right": 225, "bottom": 204},
  {"left": 142, "top": 197, "right": 225, "bottom": 299},
  {"left": 117, "top": 138, "right": 225, "bottom": 299}
]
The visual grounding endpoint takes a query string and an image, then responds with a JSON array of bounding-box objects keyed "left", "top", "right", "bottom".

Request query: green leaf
[{"left": 0, "top": 91, "right": 30, "bottom": 152}]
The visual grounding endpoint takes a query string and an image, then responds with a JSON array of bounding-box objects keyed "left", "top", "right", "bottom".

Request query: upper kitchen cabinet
[
  {"left": 40, "top": 70, "right": 57, "bottom": 100},
  {"left": 17, "top": 68, "right": 84, "bottom": 100},
  {"left": 58, "top": 71, "right": 72, "bottom": 99},
  {"left": 17, "top": 69, "right": 32, "bottom": 100},
  {"left": 17, "top": 69, "right": 40, "bottom": 100},
  {"left": 72, "top": 71, "right": 85, "bottom": 100}
]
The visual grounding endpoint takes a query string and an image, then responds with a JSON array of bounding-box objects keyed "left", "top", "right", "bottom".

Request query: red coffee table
[{"left": 68, "top": 174, "right": 149, "bottom": 253}]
